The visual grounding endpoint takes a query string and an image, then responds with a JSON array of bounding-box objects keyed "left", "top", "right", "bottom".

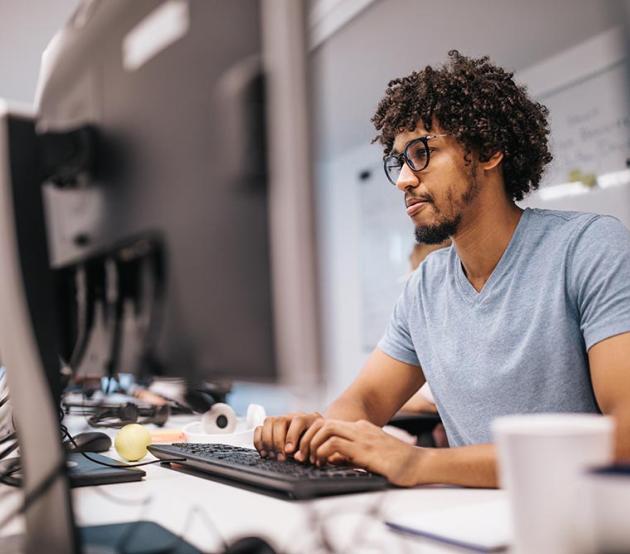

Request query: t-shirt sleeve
[
  {"left": 569, "top": 215, "right": 630, "bottom": 350},
  {"left": 377, "top": 275, "right": 421, "bottom": 366}
]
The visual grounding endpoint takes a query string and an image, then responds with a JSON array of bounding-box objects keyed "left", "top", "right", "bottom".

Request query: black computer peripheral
[
  {"left": 68, "top": 453, "right": 146, "bottom": 487},
  {"left": 149, "top": 443, "right": 389, "bottom": 500},
  {"left": 65, "top": 431, "right": 112, "bottom": 453},
  {"left": 1, "top": 452, "right": 145, "bottom": 488},
  {"left": 80, "top": 522, "right": 277, "bottom": 554},
  {"left": 223, "top": 536, "right": 276, "bottom": 554},
  {"left": 87, "top": 403, "right": 170, "bottom": 428}
]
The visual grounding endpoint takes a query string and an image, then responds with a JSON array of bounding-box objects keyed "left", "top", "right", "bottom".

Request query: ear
[{"left": 482, "top": 150, "right": 504, "bottom": 171}]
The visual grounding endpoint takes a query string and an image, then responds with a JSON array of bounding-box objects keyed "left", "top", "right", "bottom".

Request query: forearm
[
  {"left": 413, "top": 443, "right": 498, "bottom": 488},
  {"left": 324, "top": 386, "right": 400, "bottom": 426},
  {"left": 399, "top": 393, "right": 437, "bottom": 414},
  {"left": 324, "top": 392, "right": 372, "bottom": 422},
  {"left": 324, "top": 349, "right": 425, "bottom": 425}
]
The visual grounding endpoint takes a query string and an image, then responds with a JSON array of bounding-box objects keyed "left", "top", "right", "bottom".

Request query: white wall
[{"left": 317, "top": 144, "right": 378, "bottom": 398}]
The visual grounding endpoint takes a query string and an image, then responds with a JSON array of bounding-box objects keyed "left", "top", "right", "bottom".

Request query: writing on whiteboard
[{"left": 541, "top": 61, "right": 630, "bottom": 187}]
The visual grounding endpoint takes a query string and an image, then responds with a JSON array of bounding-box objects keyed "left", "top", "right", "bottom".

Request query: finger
[
  {"left": 272, "top": 418, "right": 289, "bottom": 460},
  {"left": 309, "top": 420, "right": 359, "bottom": 464},
  {"left": 284, "top": 415, "right": 308, "bottom": 454},
  {"left": 260, "top": 418, "right": 275, "bottom": 456},
  {"left": 315, "top": 436, "right": 358, "bottom": 466},
  {"left": 253, "top": 425, "right": 263, "bottom": 453},
  {"left": 328, "top": 452, "right": 348, "bottom": 465},
  {"left": 295, "top": 417, "right": 324, "bottom": 463}
]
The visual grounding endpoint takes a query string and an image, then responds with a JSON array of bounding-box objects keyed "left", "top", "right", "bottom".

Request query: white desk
[{"left": 0, "top": 416, "right": 507, "bottom": 553}]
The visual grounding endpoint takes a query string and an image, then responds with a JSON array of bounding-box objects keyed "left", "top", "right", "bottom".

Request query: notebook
[{"left": 385, "top": 499, "right": 512, "bottom": 552}]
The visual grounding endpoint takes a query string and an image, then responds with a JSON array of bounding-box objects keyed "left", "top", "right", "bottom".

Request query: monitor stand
[{"left": 0, "top": 106, "right": 200, "bottom": 554}]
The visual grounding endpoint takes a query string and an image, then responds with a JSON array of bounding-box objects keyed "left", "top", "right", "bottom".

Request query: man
[{"left": 254, "top": 51, "right": 630, "bottom": 487}]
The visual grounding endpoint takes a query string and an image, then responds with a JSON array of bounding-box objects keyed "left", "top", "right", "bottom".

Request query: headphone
[{"left": 87, "top": 402, "right": 170, "bottom": 428}]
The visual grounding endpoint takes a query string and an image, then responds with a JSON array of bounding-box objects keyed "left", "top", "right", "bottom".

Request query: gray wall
[{"left": 0, "top": 0, "right": 78, "bottom": 103}]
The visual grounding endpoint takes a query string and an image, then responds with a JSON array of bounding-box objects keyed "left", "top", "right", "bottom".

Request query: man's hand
[
  {"left": 306, "top": 418, "right": 425, "bottom": 487},
  {"left": 253, "top": 412, "right": 323, "bottom": 461}
]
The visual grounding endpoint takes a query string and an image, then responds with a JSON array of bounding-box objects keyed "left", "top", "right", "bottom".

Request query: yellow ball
[{"left": 114, "top": 424, "right": 151, "bottom": 461}]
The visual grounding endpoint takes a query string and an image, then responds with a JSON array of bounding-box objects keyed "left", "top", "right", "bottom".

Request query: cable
[
  {"left": 0, "top": 458, "right": 21, "bottom": 487},
  {"left": 0, "top": 458, "right": 66, "bottom": 532},
  {"left": 0, "top": 423, "right": 186, "bottom": 531},
  {"left": 0, "top": 431, "right": 16, "bottom": 445},
  {"left": 0, "top": 440, "right": 18, "bottom": 461},
  {"left": 279, "top": 492, "right": 401, "bottom": 554},
  {"left": 60, "top": 422, "right": 184, "bottom": 469},
  {"left": 91, "top": 484, "right": 153, "bottom": 507},
  {"left": 68, "top": 265, "right": 90, "bottom": 372},
  {"left": 59, "top": 396, "right": 182, "bottom": 470},
  {"left": 112, "top": 503, "right": 228, "bottom": 554}
]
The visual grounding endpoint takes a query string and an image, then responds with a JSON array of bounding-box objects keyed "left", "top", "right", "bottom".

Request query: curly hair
[{"left": 372, "top": 50, "right": 553, "bottom": 201}]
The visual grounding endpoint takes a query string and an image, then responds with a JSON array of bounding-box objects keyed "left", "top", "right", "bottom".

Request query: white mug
[{"left": 492, "top": 413, "right": 614, "bottom": 554}]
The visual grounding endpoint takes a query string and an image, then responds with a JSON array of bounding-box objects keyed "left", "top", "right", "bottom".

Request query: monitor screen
[{"left": 36, "top": 0, "right": 322, "bottom": 388}]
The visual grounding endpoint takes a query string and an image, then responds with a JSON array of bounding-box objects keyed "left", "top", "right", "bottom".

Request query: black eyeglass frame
[{"left": 383, "top": 134, "right": 449, "bottom": 186}]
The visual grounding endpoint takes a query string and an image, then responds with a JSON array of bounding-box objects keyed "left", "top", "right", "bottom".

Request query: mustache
[{"left": 405, "top": 193, "right": 433, "bottom": 207}]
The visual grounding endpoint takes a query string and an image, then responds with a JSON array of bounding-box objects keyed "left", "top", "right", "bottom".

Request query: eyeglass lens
[
  {"left": 406, "top": 139, "right": 429, "bottom": 171},
  {"left": 384, "top": 138, "right": 429, "bottom": 185}
]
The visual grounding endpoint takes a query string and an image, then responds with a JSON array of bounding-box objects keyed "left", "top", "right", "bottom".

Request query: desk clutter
[
  {"left": 61, "top": 393, "right": 392, "bottom": 501},
  {"left": 66, "top": 396, "right": 389, "bottom": 500},
  {"left": 112, "top": 403, "right": 265, "bottom": 461},
  {"left": 59, "top": 379, "right": 265, "bottom": 455},
  {"left": 7, "top": 375, "right": 629, "bottom": 553}
]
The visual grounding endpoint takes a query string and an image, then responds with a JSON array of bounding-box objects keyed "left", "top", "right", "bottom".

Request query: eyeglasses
[{"left": 383, "top": 134, "right": 449, "bottom": 186}]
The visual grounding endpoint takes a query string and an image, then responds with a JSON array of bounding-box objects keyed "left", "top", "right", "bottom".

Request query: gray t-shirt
[{"left": 378, "top": 208, "right": 630, "bottom": 447}]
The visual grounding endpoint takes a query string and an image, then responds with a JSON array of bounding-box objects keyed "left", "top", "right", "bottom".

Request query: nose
[{"left": 395, "top": 162, "right": 420, "bottom": 192}]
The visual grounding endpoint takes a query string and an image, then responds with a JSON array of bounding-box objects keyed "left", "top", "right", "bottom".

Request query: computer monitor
[
  {"left": 37, "top": 0, "right": 321, "bottom": 388},
  {"left": 0, "top": 1, "right": 320, "bottom": 552}
]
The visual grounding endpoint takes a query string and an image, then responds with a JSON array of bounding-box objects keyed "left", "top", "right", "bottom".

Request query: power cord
[
  {"left": 0, "top": 440, "right": 18, "bottom": 463},
  {"left": 0, "top": 431, "right": 16, "bottom": 445},
  {"left": 57, "top": 403, "right": 183, "bottom": 470},
  {"left": 0, "top": 430, "right": 18, "bottom": 464}
]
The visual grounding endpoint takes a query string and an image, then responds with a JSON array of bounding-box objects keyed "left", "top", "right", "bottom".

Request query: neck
[{"left": 452, "top": 191, "right": 522, "bottom": 292}]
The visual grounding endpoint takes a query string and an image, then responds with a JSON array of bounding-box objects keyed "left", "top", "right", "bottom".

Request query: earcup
[{"left": 201, "top": 403, "right": 237, "bottom": 434}]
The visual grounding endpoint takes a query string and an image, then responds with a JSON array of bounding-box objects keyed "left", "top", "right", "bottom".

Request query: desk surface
[{"left": 0, "top": 416, "right": 507, "bottom": 553}]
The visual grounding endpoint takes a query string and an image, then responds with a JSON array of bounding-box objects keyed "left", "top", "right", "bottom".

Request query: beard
[
  {"left": 413, "top": 166, "right": 479, "bottom": 245},
  {"left": 415, "top": 214, "right": 461, "bottom": 244}
]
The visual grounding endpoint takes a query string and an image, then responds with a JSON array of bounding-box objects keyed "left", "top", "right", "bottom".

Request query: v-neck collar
[{"left": 453, "top": 208, "right": 530, "bottom": 304}]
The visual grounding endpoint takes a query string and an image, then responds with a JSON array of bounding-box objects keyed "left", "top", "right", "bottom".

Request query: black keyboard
[{"left": 148, "top": 443, "right": 388, "bottom": 499}]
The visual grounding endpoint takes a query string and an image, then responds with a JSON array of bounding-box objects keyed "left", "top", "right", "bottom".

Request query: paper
[{"left": 385, "top": 499, "right": 512, "bottom": 552}]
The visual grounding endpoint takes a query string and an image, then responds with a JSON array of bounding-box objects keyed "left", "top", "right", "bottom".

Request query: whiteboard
[{"left": 540, "top": 60, "right": 630, "bottom": 188}]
